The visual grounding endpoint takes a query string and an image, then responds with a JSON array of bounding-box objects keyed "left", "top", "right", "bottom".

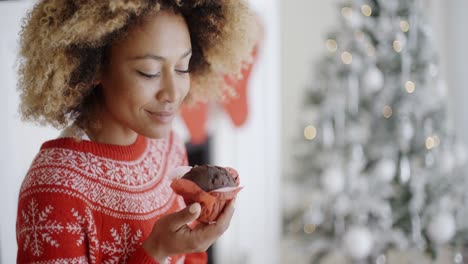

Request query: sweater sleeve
[
  {"left": 16, "top": 192, "right": 96, "bottom": 263},
  {"left": 16, "top": 189, "right": 159, "bottom": 264},
  {"left": 127, "top": 247, "right": 207, "bottom": 264},
  {"left": 184, "top": 252, "right": 208, "bottom": 264},
  {"left": 126, "top": 245, "right": 158, "bottom": 264}
]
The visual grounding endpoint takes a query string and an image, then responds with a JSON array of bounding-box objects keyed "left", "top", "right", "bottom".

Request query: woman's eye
[
  {"left": 137, "top": 70, "right": 160, "bottom": 78},
  {"left": 176, "top": 69, "right": 190, "bottom": 74}
]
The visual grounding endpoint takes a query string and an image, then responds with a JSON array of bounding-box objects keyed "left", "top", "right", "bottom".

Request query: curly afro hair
[{"left": 18, "top": 0, "right": 258, "bottom": 129}]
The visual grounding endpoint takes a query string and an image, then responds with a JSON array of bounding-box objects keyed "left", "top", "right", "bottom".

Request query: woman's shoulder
[
  {"left": 19, "top": 142, "right": 81, "bottom": 195},
  {"left": 20, "top": 126, "right": 101, "bottom": 197}
]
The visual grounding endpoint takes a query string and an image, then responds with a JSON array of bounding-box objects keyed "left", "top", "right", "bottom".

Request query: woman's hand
[{"left": 142, "top": 199, "right": 236, "bottom": 262}]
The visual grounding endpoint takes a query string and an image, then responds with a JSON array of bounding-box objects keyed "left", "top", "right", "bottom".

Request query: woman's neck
[
  {"left": 86, "top": 128, "right": 138, "bottom": 146},
  {"left": 86, "top": 109, "right": 138, "bottom": 146}
]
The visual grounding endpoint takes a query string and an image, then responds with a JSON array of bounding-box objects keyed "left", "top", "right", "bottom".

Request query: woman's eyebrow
[{"left": 130, "top": 49, "right": 192, "bottom": 61}]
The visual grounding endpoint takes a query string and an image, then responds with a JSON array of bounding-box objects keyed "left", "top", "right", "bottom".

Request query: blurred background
[{"left": 1, "top": 0, "right": 468, "bottom": 263}]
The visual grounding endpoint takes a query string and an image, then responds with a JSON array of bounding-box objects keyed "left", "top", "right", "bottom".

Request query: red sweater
[{"left": 16, "top": 132, "right": 207, "bottom": 264}]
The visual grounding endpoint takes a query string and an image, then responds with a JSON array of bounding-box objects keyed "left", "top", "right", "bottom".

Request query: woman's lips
[{"left": 146, "top": 110, "right": 175, "bottom": 124}]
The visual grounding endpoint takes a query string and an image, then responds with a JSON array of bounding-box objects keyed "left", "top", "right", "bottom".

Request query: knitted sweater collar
[{"left": 41, "top": 126, "right": 148, "bottom": 161}]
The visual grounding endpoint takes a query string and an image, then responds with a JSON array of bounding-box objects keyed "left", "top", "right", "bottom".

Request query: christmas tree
[{"left": 282, "top": 0, "right": 468, "bottom": 263}]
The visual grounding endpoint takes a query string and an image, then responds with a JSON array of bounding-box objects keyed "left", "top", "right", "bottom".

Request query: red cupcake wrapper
[{"left": 170, "top": 167, "right": 242, "bottom": 223}]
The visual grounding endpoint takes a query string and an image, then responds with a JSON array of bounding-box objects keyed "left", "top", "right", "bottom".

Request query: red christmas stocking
[
  {"left": 180, "top": 47, "right": 259, "bottom": 144},
  {"left": 180, "top": 101, "right": 209, "bottom": 145},
  {"left": 222, "top": 47, "right": 258, "bottom": 127}
]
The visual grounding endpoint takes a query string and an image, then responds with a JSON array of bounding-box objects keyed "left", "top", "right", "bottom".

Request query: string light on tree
[
  {"left": 405, "top": 81, "right": 416, "bottom": 93},
  {"left": 304, "top": 224, "right": 316, "bottom": 234},
  {"left": 383, "top": 105, "right": 393, "bottom": 119},
  {"left": 341, "top": 6, "right": 363, "bottom": 28},
  {"left": 361, "top": 5, "right": 372, "bottom": 17},
  {"left": 400, "top": 20, "right": 410, "bottom": 32},
  {"left": 304, "top": 125, "right": 317, "bottom": 140},
  {"left": 326, "top": 39, "right": 338, "bottom": 52},
  {"left": 341, "top": 51, "right": 353, "bottom": 64},
  {"left": 426, "top": 136, "right": 436, "bottom": 150},
  {"left": 393, "top": 33, "right": 407, "bottom": 53},
  {"left": 393, "top": 40, "right": 403, "bottom": 52},
  {"left": 341, "top": 6, "right": 353, "bottom": 19}
]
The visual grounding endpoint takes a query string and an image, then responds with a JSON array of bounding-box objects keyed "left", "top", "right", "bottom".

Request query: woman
[{"left": 16, "top": 0, "right": 257, "bottom": 263}]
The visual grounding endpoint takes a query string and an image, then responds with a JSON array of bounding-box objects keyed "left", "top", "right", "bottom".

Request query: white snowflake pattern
[
  {"left": 120, "top": 166, "right": 135, "bottom": 185},
  {"left": 105, "top": 162, "right": 122, "bottom": 182},
  {"left": 143, "top": 156, "right": 157, "bottom": 178},
  {"left": 56, "top": 150, "right": 78, "bottom": 167},
  {"left": 34, "top": 150, "right": 56, "bottom": 166},
  {"left": 30, "top": 256, "right": 89, "bottom": 264},
  {"left": 19, "top": 199, "right": 64, "bottom": 256},
  {"left": 133, "top": 165, "right": 146, "bottom": 185},
  {"left": 78, "top": 153, "right": 104, "bottom": 175},
  {"left": 101, "top": 223, "right": 143, "bottom": 264},
  {"left": 66, "top": 207, "right": 99, "bottom": 264}
]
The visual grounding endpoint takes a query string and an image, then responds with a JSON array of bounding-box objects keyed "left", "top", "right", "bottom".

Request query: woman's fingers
[
  {"left": 212, "top": 199, "right": 236, "bottom": 234},
  {"left": 168, "top": 203, "right": 202, "bottom": 231},
  {"left": 143, "top": 199, "right": 238, "bottom": 258},
  {"left": 192, "top": 198, "right": 236, "bottom": 238}
]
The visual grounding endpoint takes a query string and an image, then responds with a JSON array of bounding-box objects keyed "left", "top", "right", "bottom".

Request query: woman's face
[{"left": 99, "top": 10, "right": 191, "bottom": 139}]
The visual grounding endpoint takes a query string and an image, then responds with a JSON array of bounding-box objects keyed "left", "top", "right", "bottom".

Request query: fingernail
[{"left": 189, "top": 203, "right": 200, "bottom": 214}]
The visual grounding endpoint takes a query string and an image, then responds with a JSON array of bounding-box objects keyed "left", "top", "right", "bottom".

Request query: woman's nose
[{"left": 156, "top": 72, "right": 177, "bottom": 103}]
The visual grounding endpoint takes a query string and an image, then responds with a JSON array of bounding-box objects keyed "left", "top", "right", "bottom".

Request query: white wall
[
  {"left": 426, "top": 0, "right": 468, "bottom": 143},
  {"left": 0, "top": 2, "right": 59, "bottom": 264},
  {"left": 443, "top": 0, "right": 468, "bottom": 142},
  {"left": 212, "top": 0, "right": 281, "bottom": 263},
  {"left": 280, "top": 0, "right": 336, "bottom": 178}
]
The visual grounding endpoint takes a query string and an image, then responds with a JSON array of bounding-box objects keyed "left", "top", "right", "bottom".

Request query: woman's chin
[{"left": 142, "top": 125, "right": 172, "bottom": 139}]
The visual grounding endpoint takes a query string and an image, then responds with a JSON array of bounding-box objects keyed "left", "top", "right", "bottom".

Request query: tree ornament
[
  {"left": 427, "top": 212, "right": 456, "bottom": 244},
  {"left": 375, "top": 158, "right": 397, "bottom": 182},
  {"left": 344, "top": 226, "right": 373, "bottom": 259},
  {"left": 321, "top": 167, "right": 345, "bottom": 194},
  {"left": 362, "top": 66, "right": 384, "bottom": 94},
  {"left": 439, "top": 150, "right": 456, "bottom": 173}
]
